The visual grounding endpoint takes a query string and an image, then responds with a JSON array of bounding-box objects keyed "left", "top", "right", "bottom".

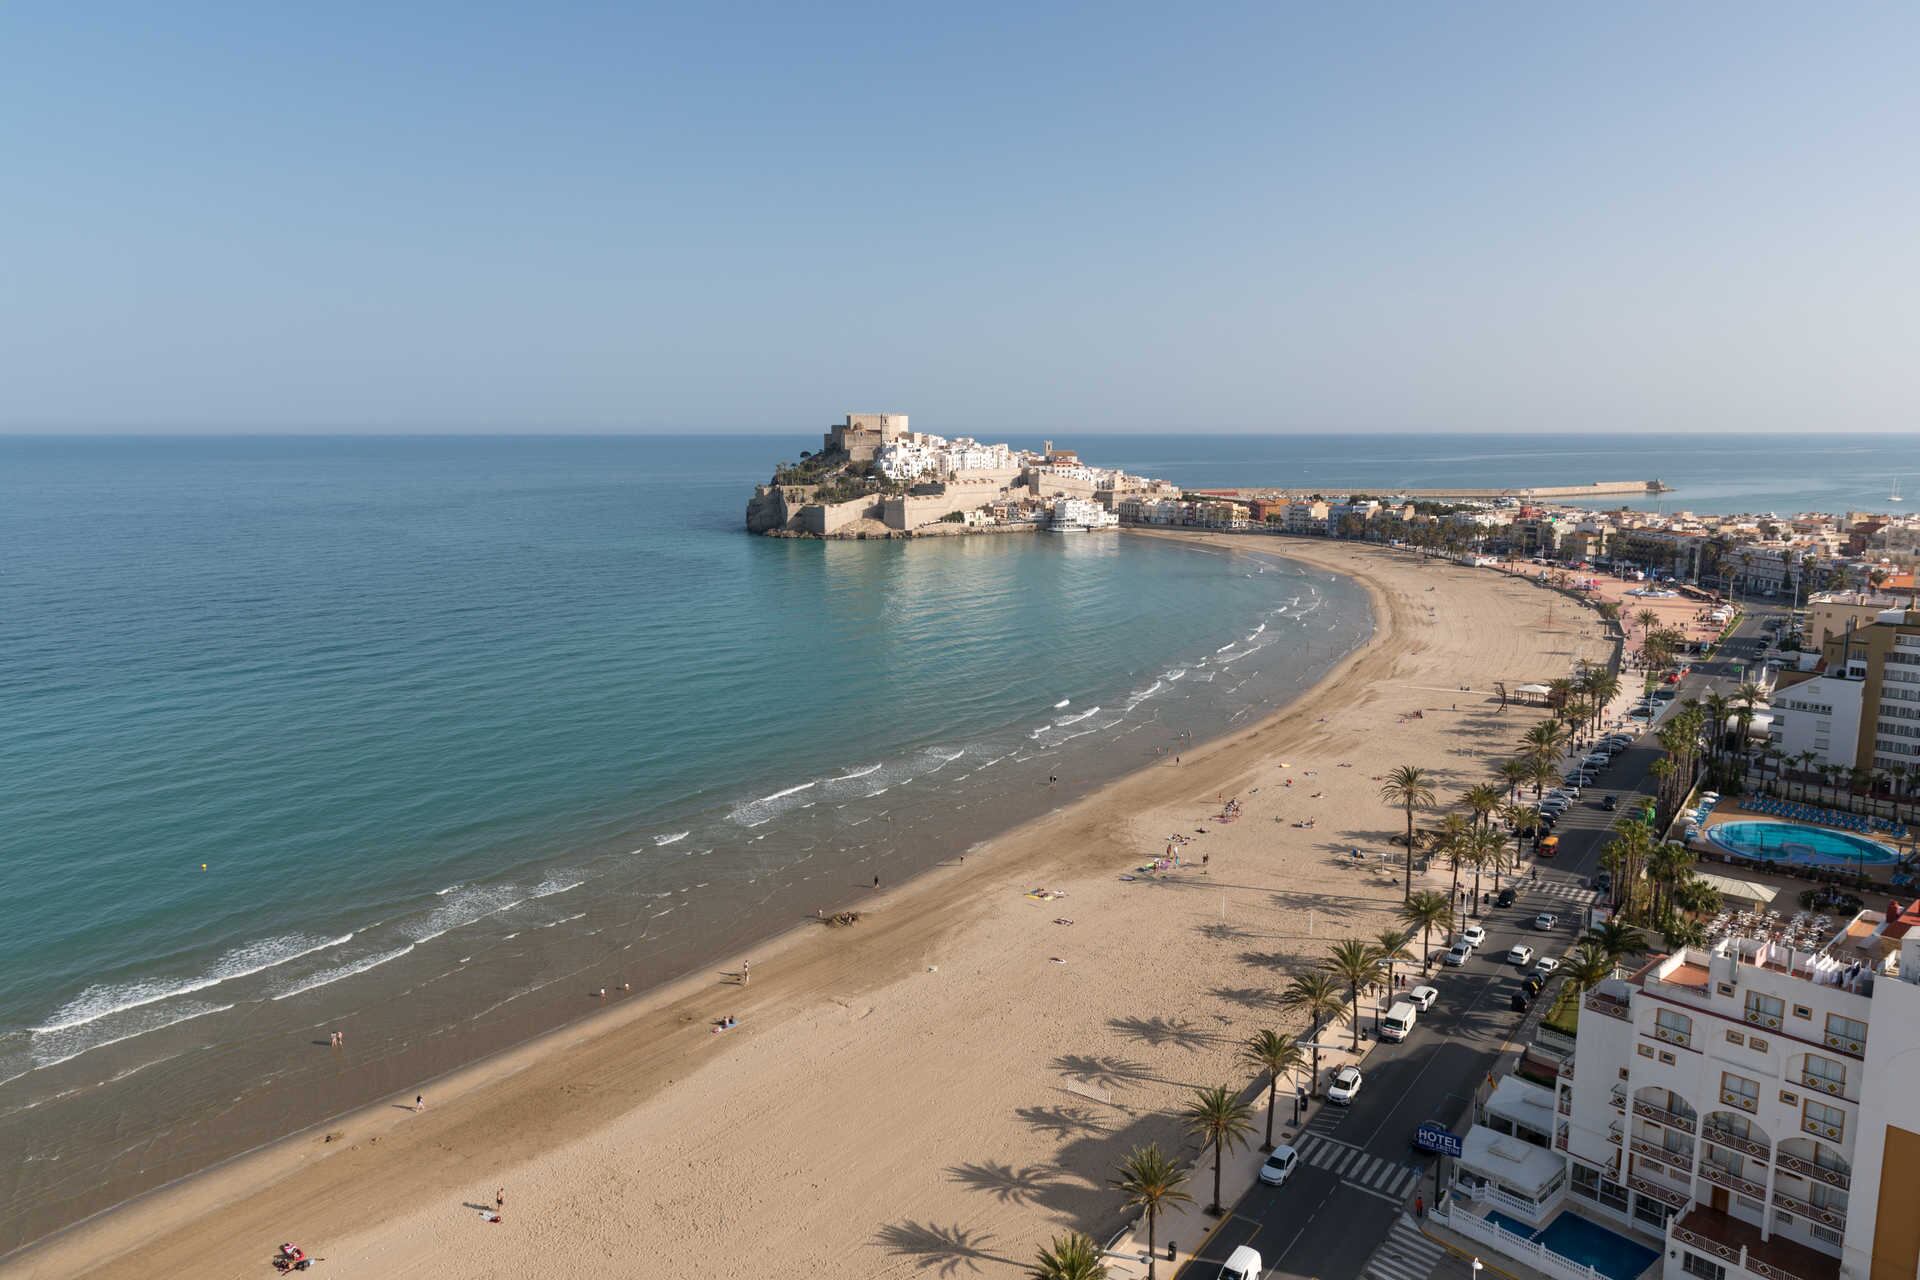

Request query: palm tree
[
  {"left": 1433, "top": 812, "right": 1471, "bottom": 905},
  {"left": 1527, "top": 754, "right": 1560, "bottom": 802},
  {"left": 1112, "top": 1144, "right": 1191, "bottom": 1280},
  {"left": 1279, "top": 971, "right": 1346, "bottom": 1090},
  {"left": 1323, "top": 939, "right": 1385, "bottom": 1051},
  {"left": 1466, "top": 828, "right": 1502, "bottom": 914},
  {"left": 1375, "top": 929, "right": 1415, "bottom": 992},
  {"left": 1588, "top": 919, "right": 1648, "bottom": 965},
  {"left": 1563, "top": 940, "right": 1614, "bottom": 992},
  {"left": 1463, "top": 783, "right": 1505, "bottom": 833},
  {"left": 1636, "top": 608, "right": 1659, "bottom": 646},
  {"left": 1241, "top": 1030, "right": 1306, "bottom": 1152},
  {"left": 1031, "top": 1233, "right": 1109, "bottom": 1280},
  {"left": 1398, "top": 891, "right": 1452, "bottom": 972},
  {"left": 1521, "top": 720, "right": 1567, "bottom": 763},
  {"left": 1380, "top": 766, "right": 1436, "bottom": 900},
  {"left": 1662, "top": 918, "right": 1709, "bottom": 949},
  {"left": 1504, "top": 803, "right": 1540, "bottom": 879},
  {"left": 1498, "top": 757, "right": 1532, "bottom": 802},
  {"left": 1185, "top": 1085, "right": 1255, "bottom": 1216}
]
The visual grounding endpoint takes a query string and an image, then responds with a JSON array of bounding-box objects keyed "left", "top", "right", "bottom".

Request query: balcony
[
  {"left": 1627, "top": 1172, "right": 1689, "bottom": 1209},
  {"left": 1609, "top": 1085, "right": 1626, "bottom": 1112},
  {"left": 1634, "top": 1098, "right": 1698, "bottom": 1133},
  {"left": 1799, "top": 1071, "right": 1848, "bottom": 1102},
  {"left": 1632, "top": 1136, "right": 1693, "bottom": 1172},
  {"left": 1821, "top": 1031, "right": 1866, "bottom": 1060},
  {"left": 1699, "top": 1161, "right": 1767, "bottom": 1199},
  {"left": 1773, "top": 1188, "right": 1847, "bottom": 1231},
  {"left": 1672, "top": 1205, "right": 1840, "bottom": 1280},
  {"left": 1719, "top": 1087, "right": 1759, "bottom": 1114},
  {"left": 1701, "top": 1125, "right": 1770, "bottom": 1162},
  {"left": 1555, "top": 1124, "right": 1568, "bottom": 1152},
  {"left": 1650, "top": 1025, "right": 1693, "bottom": 1051},
  {"left": 1800, "top": 1116, "right": 1846, "bottom": 1144},
  {"left": 1585, "top": 991, "right": 1632, "bottom": 1022},
  {"left": 1775, "top": 1151, "right": 1849, "bottom": 1190},
  {"left": 1557, "top": 1092, "right": 1571, "bottom": 1116},
  {"left": 1557, "top": 1056, "right": 1577, "bottom": 1079},
  {"left": 1742, "top": 1007, "right": 1785, "bottom": 1033}
]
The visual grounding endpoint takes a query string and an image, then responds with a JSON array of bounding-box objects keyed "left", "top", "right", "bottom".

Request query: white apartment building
[
  {"left": 939, "top": 437, "right": 1016, "bottom": 475},
  {"left": 1769, "top": 677, "right": 1864, "bottom": 771},
  {"left": 1048, "top": 497, "right": 1118, "bottom": 531},
  {"left": 1547, "top": 914, "right": 1920, "bottom": 1280}
]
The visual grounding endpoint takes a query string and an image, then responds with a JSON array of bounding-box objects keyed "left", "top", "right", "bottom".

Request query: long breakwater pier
[{"left": 1198, "top": 479, "right": 1668, "bottom": 502}]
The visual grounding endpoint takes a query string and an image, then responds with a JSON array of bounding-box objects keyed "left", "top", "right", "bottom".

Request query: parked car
[
  {"left": 1495, "top": 887, "right": 1517, "bottom": 909},
  {"left": 1462, "top": 925, "right": 1487, "bottom": 948},
  {"left": 1258, "top": 1145, "right": 1301, "bottom": 1187},
  {"left": 1535, "top": 912, "right": 1560, "bottom": 930},
  {"left": 1443, "top": 942, "right": 1471, "bottom": 966},
  {"left": 1327, "top": 1066, "right": 1364, "bottom": 1105},
  {"left": 1537, "top": 835, "right": 1561, "bottom": 859},
  {"left": 1534, "top": 957, "right": 1560, "bottom": 977},
  {"left": 1408, "top": 984, "right": 1440, "bottom": 1011},
  {"left": 1510, "top": 990, "right": 1533, "bottom": 1012},
  {"left": 1220, "top": 1245, "right": 1266, "bottom": 1280},
  {"left": 1508, "top": 944, "right": 1536, "bottom": 966},
  {"left": 1522, "top": 975, "right": 1546, "bottom": 998},
  {"left": 1594, "top": 870, "right": 1614, "bottom": 893}
]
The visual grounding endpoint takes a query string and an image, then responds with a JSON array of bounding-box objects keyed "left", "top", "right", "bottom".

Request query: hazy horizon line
[{"left": 5, "top": 427, "right": 1918, "bottom": 439}]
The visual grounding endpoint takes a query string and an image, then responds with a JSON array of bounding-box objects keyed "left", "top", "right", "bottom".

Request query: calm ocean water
[
  {"left": 0, "top": 430, "right": 1907, "bottom": 1251},
  {"left": 0, "top": 434, "right": 1373, "bottom": 1252}
]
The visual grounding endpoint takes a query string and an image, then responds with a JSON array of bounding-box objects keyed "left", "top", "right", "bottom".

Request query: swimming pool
[
  {"left": 1707, "top": 820, "right": 1899, "bottom": 868},
  {"left": 1488, "top": 1210, "right": 1661, "bottom": 1280}
]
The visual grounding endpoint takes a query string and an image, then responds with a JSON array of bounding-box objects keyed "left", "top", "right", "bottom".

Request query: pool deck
[{"left": 1691, "top": 808, "right": 1904, "bottom": 888}]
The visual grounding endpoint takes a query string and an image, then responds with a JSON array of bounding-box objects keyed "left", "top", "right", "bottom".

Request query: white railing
[{"left": 1434, "top": 1200, "right": 1605, "bottom": 1280}]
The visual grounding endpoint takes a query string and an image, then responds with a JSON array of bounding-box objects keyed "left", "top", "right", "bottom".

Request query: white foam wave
[
  {"left": 29, "top": 1000, "right": 237, "bottom": 1071},
  {"left": 727, "top": 781, "right": 816, "bottom": 826},
  {"left": 1054, "top": 706, "right": 1100, "bottom": 727},
  {"left": 653, "top": 831, "right": 690, "bottom": 846},
  {"left": 1127, "top": 681, "right": 1164, "bottom": 706},
  {"left": 1052, "top": 698, "right": 1071, "bottom": 708},
  {"left": 531, "top": 876, "right": 584, "bottom": 899},
  {"left": 831, "top": 763, "right": 882, "bottom": 781},
  {"left": 32, "top": 933, "right": 353, "bottom": 1034},
  {"left": 273, "top": 945, "right": 416, "bottom": 1000},
  {"left": 435, "top": 884, "right": 461, "bottom": 896},
  {"left": 1216, "top": 642, "right": 1237, "bottom": 653},
  {"left": 1165, "top": 668, "right": 1188, "bottom": 681},
  {"left": 406, "top": 884, "right": 528, "bottom": 943}
]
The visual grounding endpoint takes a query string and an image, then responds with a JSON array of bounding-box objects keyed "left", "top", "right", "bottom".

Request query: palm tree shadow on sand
[
  {"left": 944, "top": 1160, "right": 1066, "bottom": 1206},
  {"left": 871, "top": 1220, "right": 1018, "bottom": 1275}
]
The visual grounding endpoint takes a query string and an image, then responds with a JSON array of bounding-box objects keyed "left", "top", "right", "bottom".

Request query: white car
[
  {"left": 1461, "top": 925, "right": 1487, "bottom": 948},
  {"left": 1534, "top": 957, "right": 1560, "bottom": 978},
  {"left": 1508, "top": 944, "right": 1536, "bottom": 966},
  {"left": 1258, "top": 1144, "right": 1300, "bottom": 1187},
  {"left": 1443, "top": 942, "right": 1471, "bottom": 966},
  {"left": 1409, "top": 984, "right": 1439, "bottom": 1011},
  {"left": 1327, "top": 1066, "right": 1364, "bottom": 1105},
  {"left": 1535, "top": 912, "right": 1559, "bottom": 931}
]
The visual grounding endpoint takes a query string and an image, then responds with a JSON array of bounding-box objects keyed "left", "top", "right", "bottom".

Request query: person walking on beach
[
  {"left": 873, "top": 874, "right": 881, "bottom": 889},
  {"left": 496, "top": 1187, "right": 505, "bottom": 1212},
  {"left": 414, "top": 1094, "right": 425, "bottom": 1113},
  {"left": 741, "top": 959, "right": 750, "bottom": 986}
]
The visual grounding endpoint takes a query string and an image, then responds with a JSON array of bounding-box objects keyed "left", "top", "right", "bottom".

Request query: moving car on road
[
  {"left": 1495, "top": 887, "right": 1517, "bottom": 908},
  {"left": 1534, "top": 956, "right": 1560, "bottom": 977},
  {"left": 1535, "top": 912, "right": 1559, "bottom": 930},
  {"left": 1443, "top": 942, "right": 1471, "bottom": 966},
  {"left": 1219, "top": 1245, "right": 1266, "bottom": 1280},
  {"left": 1408, "top": 984, "right": 1439, "bottom": 1011},
  {"left": 1508, "top": 944, "right": 1536, "bottom": 966},
  {"left": 1461, "top": 924, "right": 1486, "bottom": 948},
  {"left": 1327, "top": 1066, "right": 1364, "bottom": 1105},
  {"left": 1258, "top": 1145, "right": 1300, "bottom": 1187}
]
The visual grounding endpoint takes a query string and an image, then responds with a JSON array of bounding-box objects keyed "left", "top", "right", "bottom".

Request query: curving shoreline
[{"left": 6, "top": 536, "right": 1611, "bottom": 1279}]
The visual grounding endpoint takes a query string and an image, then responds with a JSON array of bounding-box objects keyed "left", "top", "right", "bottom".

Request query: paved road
[{"left": 1174, "top": 605, "right": 1786, "bottom": 1280}]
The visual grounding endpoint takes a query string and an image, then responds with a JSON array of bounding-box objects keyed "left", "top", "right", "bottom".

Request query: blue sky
[{"left": 2, "top": 3, "right": 1914, "bottom": 434}]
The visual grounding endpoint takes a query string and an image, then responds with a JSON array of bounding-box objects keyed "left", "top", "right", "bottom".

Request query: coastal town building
[
  {"left": 824, "top": 412, "right": 909, "bottom": 462},
  {"left": 1541, "top": 917, "right": 1920, "bottom": 1280}
]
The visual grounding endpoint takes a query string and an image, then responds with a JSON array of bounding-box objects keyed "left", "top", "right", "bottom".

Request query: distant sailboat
[{"left": 1892, "top": 477, "right": 1905, "bottom": 504}]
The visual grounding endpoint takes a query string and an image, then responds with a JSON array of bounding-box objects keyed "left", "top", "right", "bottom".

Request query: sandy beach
[{"left": 7, "top": 536, "right": 1613, "bottom": 1280}]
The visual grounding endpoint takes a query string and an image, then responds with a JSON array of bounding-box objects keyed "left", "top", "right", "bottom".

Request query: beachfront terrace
[{"left": 1670, "top": 1204, "right": 1840, "bottom": 1280}]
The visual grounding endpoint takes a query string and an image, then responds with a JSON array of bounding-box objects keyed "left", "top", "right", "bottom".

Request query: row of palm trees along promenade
[{"left": 1025, "top": 655, "right": 1768, "bottom": 1279}]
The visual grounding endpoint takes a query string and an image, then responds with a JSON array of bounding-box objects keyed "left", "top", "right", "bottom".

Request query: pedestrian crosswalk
[
  {"left": 1302, "top": 1106, "right": 1348, "bottom": 1137},
  {"left": 1363, "top": 1213, "right": 1449, "bottom": 1280},
  {"left": 1532, "top": 880, "right": 1596, "bottom": 903},
  {"left": 1291, "top": 1133, "right": 1422, "bottom": 1201}
]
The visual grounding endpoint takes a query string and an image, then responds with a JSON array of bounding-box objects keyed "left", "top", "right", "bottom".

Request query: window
[
  {"left": 1750, "top": 1037, "right": 1769, "bottom": 1052},
  {"left": 1793, "top": 1004, "right": 1813, "bottom": 1020},
  {"left": 1659, "top": 1050, "right": 1676, "bottom": 1065},
  {"left": 1726, "top": 1030, "right": 1746, "bottom": 1046},
  {"left": 1825, "top": 1014, "right": 1867, "bottom": 1053},
  {"left": 1804, "top": 1099, "right": 1845, "bottom": 1140},
  {"left": 1684, "top": 1252, "right": 1727, "bottom": 1280},
  {"left": 1710, "top": 1112, "right": 1754, "bottom": 1143},
  {"left": 1745, "top": 992, "right": 1785, "bottom": 1027},
  {"left": 1721, "top": 1073, "right": 1760, "bottom": 1112},
  {"left": 1810, "top": 1184, "right": 1848, "bottom": 1213},
  {"left": 1637, "top": 1044, "right": 1654, "bottom": 1059},
  {"left": 1656, "top": 1009, "right": 1693, "bottom": 1046},
  {"left": 1803, "top": 1055, "right": 1846, "bottom": 1095},
  {"left": 1636, "top": 1195, "right": 1679, "bottom": 1229},
  {"left": 1781, "top": 1090, "right": 1798, "bottom": 1105},
  {"left": 1704, "top": 1146, "right": 1745, "bottom": 1178},
  {"left": 1717, "top": 982, "right": 1737, "bottom": 996}
]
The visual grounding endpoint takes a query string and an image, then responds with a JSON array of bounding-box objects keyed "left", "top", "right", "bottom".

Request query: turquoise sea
[
  {"left": 0, "top": 434, "right": 1371, "bottom": 1253},
  {"left": 0, "top": 429, "right": 1911, "bottom": 1253}
]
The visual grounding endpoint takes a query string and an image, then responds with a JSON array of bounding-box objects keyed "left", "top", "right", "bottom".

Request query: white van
[
  {"left": 1381, "top": 1000, "right": 1419, "bottom": 1041},
  {"left": 1219, "top": 1245, "right": 1266, "bottom": 1280}
]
